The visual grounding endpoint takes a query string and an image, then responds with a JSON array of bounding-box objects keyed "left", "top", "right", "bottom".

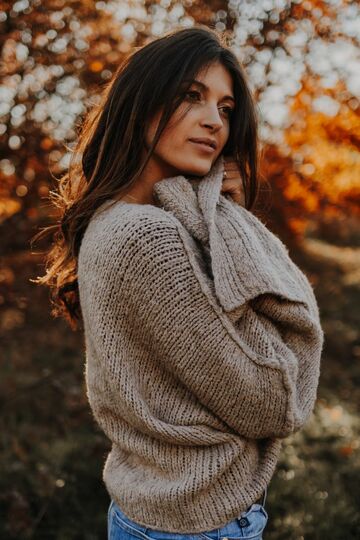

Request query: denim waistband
[{"left": 108, "top": 487, "right": 269, "bottom": 540}]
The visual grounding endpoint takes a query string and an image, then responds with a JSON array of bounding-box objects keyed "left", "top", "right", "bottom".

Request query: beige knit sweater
[{"left": 77, "top": 154, "right": 324, "bottom": 533}]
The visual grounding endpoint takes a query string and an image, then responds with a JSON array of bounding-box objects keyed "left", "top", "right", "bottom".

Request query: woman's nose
[{"left": 200, "top": 105, "right": 223, "bottom": 130}]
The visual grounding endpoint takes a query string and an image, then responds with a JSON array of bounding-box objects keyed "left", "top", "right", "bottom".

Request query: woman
[{"left": 35, "top": 26, "right": 324, "bottom": 539}]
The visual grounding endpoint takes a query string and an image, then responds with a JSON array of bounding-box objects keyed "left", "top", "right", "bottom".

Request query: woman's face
[{"left": 144, "top": 61, "right": 235, "bottom": 179}]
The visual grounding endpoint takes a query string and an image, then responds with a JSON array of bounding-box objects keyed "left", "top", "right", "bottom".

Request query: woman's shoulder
[
  {"left": 91, "top": 199, "right": 178, "bottom": 234},
  {"left": 79, "top": 199, "right": 181, "bottom": 264}
]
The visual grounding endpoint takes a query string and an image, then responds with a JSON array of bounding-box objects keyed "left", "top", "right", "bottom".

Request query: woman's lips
[{"left": 188, "top": 140, "right": 216, "bottom": 153}]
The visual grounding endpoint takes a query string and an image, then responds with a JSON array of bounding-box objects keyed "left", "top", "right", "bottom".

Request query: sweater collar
[
  {"left": 152, "top": 154, "right": 225, "bottom": 248},
  {"left": 153, "top": 154, "right": 310, "bottom": 315},
  {"left": 153, "top": 154, "right": 249, "bottom": 314}
]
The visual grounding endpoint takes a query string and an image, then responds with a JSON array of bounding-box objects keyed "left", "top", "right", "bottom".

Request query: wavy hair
[{"left": 32, "top": 25, "right": 262, "bottom": 330}]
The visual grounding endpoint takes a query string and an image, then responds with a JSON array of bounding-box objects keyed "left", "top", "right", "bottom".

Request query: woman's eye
[
  {"left": 185, "top": 90, "right": 201, "bottom": 100},
  {"left": 222, "top": 106, "right": 234, "bottom": 117},
  {"left": 185, "top": 91, "right": 234, "bottom": 117}
]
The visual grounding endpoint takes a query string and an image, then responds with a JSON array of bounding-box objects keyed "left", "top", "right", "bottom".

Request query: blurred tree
[
  {"left": 0, "top": 0, "right": 359, "bottom": 255},
  {"left": 229, "top": 0, "right": 360, "bottom": 245}
]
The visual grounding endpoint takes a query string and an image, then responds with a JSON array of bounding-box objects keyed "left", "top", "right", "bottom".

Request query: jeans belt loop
[{"left": 261, "top": 485, "right": 268, "bottom": 506}]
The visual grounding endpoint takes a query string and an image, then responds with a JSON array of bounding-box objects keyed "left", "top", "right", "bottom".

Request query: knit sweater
[{"left": 77, "top": 154, "right": 324, "bottom": 534}]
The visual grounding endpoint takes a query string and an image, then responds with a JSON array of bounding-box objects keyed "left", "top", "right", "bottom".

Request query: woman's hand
[{"left": 221, "top": 156, "right": 245, "bottom": 207}]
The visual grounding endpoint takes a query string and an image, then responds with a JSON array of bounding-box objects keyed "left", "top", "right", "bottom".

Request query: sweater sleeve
[{"left": 85, "top": 214, "right": 323, "bottom": 440}]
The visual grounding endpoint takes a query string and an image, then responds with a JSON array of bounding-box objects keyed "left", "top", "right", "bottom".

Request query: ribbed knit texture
[{"left": 77, "top": 154, "right": 324, "bottom": 534}]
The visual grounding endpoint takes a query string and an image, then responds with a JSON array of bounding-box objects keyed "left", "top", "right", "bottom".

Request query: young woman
[{"left": 35, "top": 26, "right": 324, "bottom": 540}]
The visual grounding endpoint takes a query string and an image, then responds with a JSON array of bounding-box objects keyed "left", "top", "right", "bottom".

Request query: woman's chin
[{"left": 184, "top": 163, "right": 213, "bottom": 178}]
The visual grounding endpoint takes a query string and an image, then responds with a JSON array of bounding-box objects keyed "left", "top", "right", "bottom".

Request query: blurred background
[{"left": 0, "top": 1, "right": 359, "bottom": 539}]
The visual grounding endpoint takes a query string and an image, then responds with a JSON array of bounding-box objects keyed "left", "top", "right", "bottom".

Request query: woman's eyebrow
[{"left": 184, "top": 79, "right": 235, "bottom": 103}]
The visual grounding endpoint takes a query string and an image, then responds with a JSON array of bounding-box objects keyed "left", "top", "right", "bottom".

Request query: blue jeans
[{"left": 108, "top": 487, "right": 268, "bottom": 540}]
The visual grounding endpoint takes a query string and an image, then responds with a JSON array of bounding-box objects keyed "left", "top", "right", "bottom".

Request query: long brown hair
[{"left": 32, "top": 25, "right": 262, "bottom": 330}]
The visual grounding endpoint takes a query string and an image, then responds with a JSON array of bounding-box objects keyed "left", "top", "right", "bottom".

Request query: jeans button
[{"left": 239, "top": 517, "right": 250, "bottom": 527}]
